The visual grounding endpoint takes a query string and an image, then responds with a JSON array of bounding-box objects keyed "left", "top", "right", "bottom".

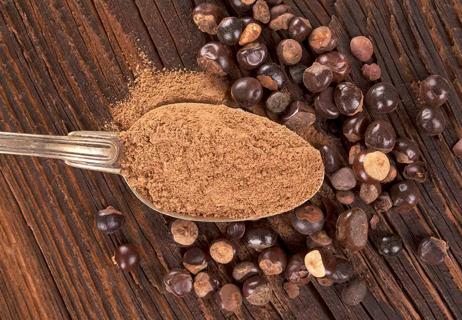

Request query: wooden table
[{"left": 0, "top": 0, "right": 461, "bottom": 319}]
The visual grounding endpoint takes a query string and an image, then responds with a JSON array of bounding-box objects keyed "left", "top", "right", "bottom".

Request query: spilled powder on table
[{"left": 110, "top": 68, "right": 230, "bottom": 130}]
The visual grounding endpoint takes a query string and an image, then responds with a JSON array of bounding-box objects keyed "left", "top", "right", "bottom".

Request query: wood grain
[{"left": 0, "top": 0, "right": 461, "bottom": 319}]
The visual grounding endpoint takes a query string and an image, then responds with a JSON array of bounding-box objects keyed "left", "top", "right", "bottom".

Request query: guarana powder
[
  {"left": 111, "top": 68, "right": 230, "bottom": 130},
  {"left": 120, "top": 103, "right": 324, "bottom": 219}
]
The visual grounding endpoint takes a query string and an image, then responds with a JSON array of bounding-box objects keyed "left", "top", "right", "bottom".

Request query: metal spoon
[{"left": 0, "top": 131, "right": 323, "bottom": 222}]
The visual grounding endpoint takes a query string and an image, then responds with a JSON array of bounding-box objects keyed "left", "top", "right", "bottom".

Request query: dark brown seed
[
  {"left": 209, "top": 239, "right": 236, "bottom": 264},
  {"left": 256, "top": 63, "right": 286, "bottom": 91},
  {"left": 290, "top": 204, "right": 325, "bottom": 235},
  {"left": 317, "top": 277, "right": 334, "bottom": 286},
  {"left": 336, "top": 190, "right": 355, "bottom": 205},
  {"left": 334, "top": 82, "right": 364, "bottom": 116},
  {"left": 267, "top": 0, "right": 282, "bottom": 4},
  {"left": 240, "top": 17, "right": 255, "bottom": 26},
  {"left": 285, "top": 253, "right": 311, "bottom": 285},
  {"left": 283, "top": 282, "right": 300, "bottom": 299},
  {"left": 114, "top": 244, "right": 139, "bottom": 272},
  {"left": 231, "top": 77, "right": 263, "bottom": 109},
  {"left": 359, "top": 183, "right": 381, "bottom": 204},
  {"left": 239, "top": 23, "right": 262, "bottom": 45},
  {"left": 269, "top": 13, "right": 294, "bottom": 31},
  {"left": 265, "top": 91, "right": 291, "bottom": 114},
  {"left": 288, "top": 63, "right": 307, "bottom": 84},
  {"left": 314, "top": 87, "right": 340, "bottom": 119},
  {"left": 216, "top": 284, "right": 243, "bottom": 312},
  {"left": 341, "top": 279, "right": 367, "bottom": 306},
  {"left": 194, "top": 272, "right": 220, "bottom": 298},
  {"left": 365, "top": 82, "right": 400, "bottom": 114},
  {"left": 419, "top": 75, "right": 451, "bottom": 107},
  {"left": 258, "top": 246, "right": 287, "bottom": 275},
  {"left": 192, "top": 3, "right": 226, "bottom": 35},
  {"left": 418, "top": 237, "right": 448, "bottom": 265},
  {"left": 377, "top": 234, "right": 403, "bottom": 256},
  {"left": 226, "top": 222, "right": 246, "bottom": 240},
  {"left": 389, "top": 180, "right": 420, "bottom": 213},
  {"left": 348, "top": 143, "right": 365, "bottom": 166},
  {"left": 381, "top": 162, "right": 398, "bottom": 184},
  {"left": 288, "top": 17, "right": 312, "bottom": 42},
  {"left": 316, "top": 51, "right": 352, "bottom": 82},
  {"left": 306, "top": 237, "right": 321, "bottom": 250},
  {"left": 281, "top": 101, "right": 316, "bottom": 130},
  {"left": 183, "top": 247, "right": 208, "bottom": 274},
  {"left": 304, "top": 248, "right": 336, "bottom": 278},
  {"left": 197, "top": 42, "right": 238, "bottom": 77},
  {"left": 95, "top": 206, "right": 125, "bottom": 234},
  {"left": 309, "top": 230, "right": 333, "bottom": 247},
  {"left": 303, "top": 62, "right": 333, "bottom": 93},
  {"left": 372, "top": 192, "right": 393, "bottom": 213},
  {"left": 217, "top": 17, "right": 245, "bottom": 46},
  {"left": 403, "top": 162, "right": 427, "bottom": 183},
  {"left": 164, "top": 269, "right": 193, "bottom": 297},
  {"left": 342, "top": 113, "right": 370, "bottom": 143},
  {"left": 229, "top": 0, "right": 253, "bottom": 13},
  {"left": 393, "top": 138, "right": 420, "bottom": 164},
  {"left": 330, "top": 167, "right": 357, "bottom": 191},
  {"left": 252, "top": 0, "right": 271, "bottom": 24},
  {"left": 320, "top": 144, "right": 345, "bottom": 173},
  {"left": 453, "top": 139, "right": 462, "bottom": 158},
  {"left": 266, "top": 108, "right": 281, "bottom": 121},
  {"left": 171, "top": 219, "right": 198, "bottom": 246},
  {"left": 237, "top": 42, "right": 268, "bottom": 70},
  {"left": 328, "top": 258, "right": 354, "bottom": 283},
  {"left": 369, "top": 214, "right": 380, "bottom": 230},
  {"left": 365, "top": 120, "right": 396, "bottom": 153},
  {"left": 232, "top": 261, "right": 260, "bottom": 282},
  {"left": 277, "top": 39, "right": 302, "bottom": 65},
  {"left": 350, "top": 36, "right": 373, "bottom": 62},
  {"left": 353, "top": 150, "right": 391, "bottom": 182},
  {"left": 336, "top": 208, "right": 369, "bottom": 253},
  {"left": 245, "top": 227, "right": 277, "bottom": 251},
  {"left": 361, "top": 63, "right": 382, "bottom": 81},
  {"left": 416, "top": 107, "right": 446, "bottom": 136},
  {"left": 242, "top": 276, "right": 272, "bottom": 305},
  {"left": 309, "top": 26, "right": 337, "bottom": 54},
  {"left": 300, "top": 51, "right": 314, "bottom": 69}
]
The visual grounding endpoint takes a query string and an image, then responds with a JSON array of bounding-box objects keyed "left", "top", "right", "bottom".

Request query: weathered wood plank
[{"left": 0, "top": 0, "right": 461, "bottom": 319}]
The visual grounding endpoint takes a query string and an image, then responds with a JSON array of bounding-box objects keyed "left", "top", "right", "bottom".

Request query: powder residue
[
  {"left": 120, "top": 103, "right": 324, "bottom": 220},
  {"left": 111, "top": 68, "right": 230, "bottom": 130}
]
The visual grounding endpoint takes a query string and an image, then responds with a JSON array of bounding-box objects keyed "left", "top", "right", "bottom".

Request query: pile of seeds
[
  {"left": 185, "top": 0, "right": 453, "bottom": 309},
  {"left": 100, "top": 0, "right": 456, "bottom": 312},
  {"left": 95, "top": 206, "right": 140, "bottom": 272}
]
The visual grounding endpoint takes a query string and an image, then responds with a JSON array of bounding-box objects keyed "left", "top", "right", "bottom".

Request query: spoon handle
[{"left": 0, "top": 131, "right": 122, "bottom": 174}]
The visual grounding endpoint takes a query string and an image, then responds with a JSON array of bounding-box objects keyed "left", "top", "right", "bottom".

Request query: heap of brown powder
[
  {"left": 120, "top": 103, "right": 324, "bottom": 220},
  {"left": 111, "top": 68, "right": 230, "bottom": 130}
]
